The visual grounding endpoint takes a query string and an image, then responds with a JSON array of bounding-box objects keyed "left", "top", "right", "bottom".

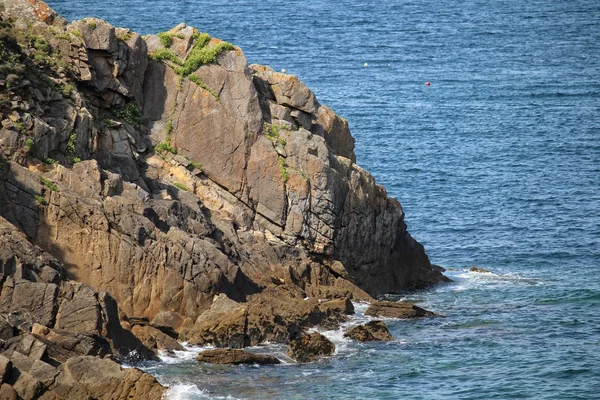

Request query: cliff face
[{"left": 0, "top": 0, "right": 446, "bottom": 364}]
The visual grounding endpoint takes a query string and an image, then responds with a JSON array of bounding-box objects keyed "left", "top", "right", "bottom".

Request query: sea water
[{"left": 46, "top": 0, "right": 600, "bottom": 398}]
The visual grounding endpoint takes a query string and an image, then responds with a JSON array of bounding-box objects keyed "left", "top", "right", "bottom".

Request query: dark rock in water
[
  {"left": 365, "top": 301, "right": 436, "bottom": 319},
  {"left": 287, "top": 332, "right": 335, "bottom": 362},
  {"left": 470, "top": 266, "right": 492, "bottom": 273},
  {"left": 343, "top": 321, "right": 393, "bottom": 342},
  {"left": 197, "top": 349, "right": 280, "bottom": 365}
]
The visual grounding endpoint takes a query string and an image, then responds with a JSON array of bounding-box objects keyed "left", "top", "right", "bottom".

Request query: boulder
[
  {"left": 197, "top": 349, "right": 280, "bottom": 365},
  {"left": 470, "top": 266, "right": 491, "bottom": 273},
  {"left": 364, "top": 301, "right": 436, "bottom": 319},
  {"left": 343, "top": 321, "right": 393, "bottom": 342},
  {"left": 287, "top": 332, "right": 335, "bottom": 362}
]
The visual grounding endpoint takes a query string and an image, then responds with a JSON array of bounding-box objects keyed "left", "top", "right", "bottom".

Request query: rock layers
[{"left": 0, "top": 0, "right": 448, "bottom": 395}]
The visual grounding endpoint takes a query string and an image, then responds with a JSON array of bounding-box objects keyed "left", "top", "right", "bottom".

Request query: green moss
[
  {"left": 156, "top": 141, "right": 177, "bottom": 154},
  {"left": 40, "top": 176, "right": 59, "bottom": 192},
  {"left": 88, "top": 21, "right": 97, "bottom": 30},
  {"left": 34, "top": 194, "right": 47, "bottom": 205},
  {"left": 173, "top": 182, "right": 190, "bottom": 192}
]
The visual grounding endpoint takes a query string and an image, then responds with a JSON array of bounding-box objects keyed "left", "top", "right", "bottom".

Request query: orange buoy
[{"left": 425, "top": 81, "right": 431, "bottom": 86}]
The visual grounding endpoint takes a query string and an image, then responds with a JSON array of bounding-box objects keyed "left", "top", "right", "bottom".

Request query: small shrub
[
  {"left": 15, "top": 121, "right": 27, "bottom": 135},
  {"left": 40, "top": 176, "right": 59, "bottom": 192},
  {"left": 43, "top": 157, "right": 58, "bottom": 165},
  {"left": 72, "top": 156, "right": 81, "bottom": 163},
  {"left": 25, "top": 138, "right": 33, "bottom": 151},
  {"left": 61, "top": 83, "right": 74, "bottom": 97},
  {"left": 114, "top": 102, "right": 144, "bottom": 127},
  {"left": 66, "top": 133, "right": 76, "bottom": 155},
  {"left": 88, "top": 21, "right": 97, "bottom": 30},
  {"left": 34, "top": 194, "right": 47, "bottom": 205},
  {"left": 188, "top": 159, "right": 202, "bottom": 170},
  {"left": 156, "top": 141, "right": 177, "bottom": 154},
  {"left": 152, "top": 48, "right": 183, "bottom": 65}
]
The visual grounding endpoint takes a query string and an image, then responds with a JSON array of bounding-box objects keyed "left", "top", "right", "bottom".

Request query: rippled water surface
[{"left": 47, "top": 0, "right": 600, "bottom": 398}]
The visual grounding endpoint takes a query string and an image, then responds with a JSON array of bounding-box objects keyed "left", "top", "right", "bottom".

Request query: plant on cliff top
[{"left": 157, "top": 31, "right": 184, "bottom": 48}]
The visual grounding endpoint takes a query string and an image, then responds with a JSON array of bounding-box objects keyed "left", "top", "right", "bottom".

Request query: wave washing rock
[
  {"left": 287, "top": 332, "right": 335, "bottom": 363},
  {"left": 0, "top": 0, "right": 447, "bottom": 395}
]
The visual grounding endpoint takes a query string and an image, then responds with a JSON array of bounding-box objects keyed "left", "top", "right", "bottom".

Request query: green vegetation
[
  {"left": 173, "top": 182, "right": 190, "bottom": 192},
  {"left": 265, "top": 123, "right": 287, "bottom": 147},
  {"left": 188, "top": 74, "right": 219, "bottom": 99},
  {"left": 66, "top": 133, "right": 77, "bottom": 155},
  {"left": 156, "top": 141, "right": 177, "bottom": 154},
  {"left": 88, "top": 21, "right": 97, "bottom": 30},
  {"left": 157, "top": 31, "right": 184, "bottom": 48},
  {"left": 14, "top": 121, "right": 27, "bottom": 135},
  {"left": 34, "top": 194, "right": 47, "bottom": 205},
  {"left": 278, "top": 155, "right": 289, "bottom": 184},
  {"left": 149, "top": 32, "right": 232, "bottom": 100},
  {"left": 71, "top": 30, "right": 83, "bottom": 39},
  {"left": 43, "top": 158, "right": 58, "bottom": 165},
  {"left": 72, "top": 157, "right": 81, "bottom": 163},
  {"left": 61, "top": 83, "right": 74, "bottom": 97},
  {"left": 40, "top": 176, "right": 59, "bottom": 192},
  {"left": 117, "top": 30, "right": 133, "bottom": 41},
  {"left": 188, "top": 159, "right": 202, "bottom": 170},
  {"left": 25, "top": 138, "right": 34, "bottom": 151},
  {"left": 113, "top": 102, "right": 144, "bottom": 128}
]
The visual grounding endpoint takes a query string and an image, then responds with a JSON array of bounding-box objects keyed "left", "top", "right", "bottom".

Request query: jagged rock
[
  {"left": 364, "top": 301, "right": 436, "bottom": 319},
  {"left": 287, "top": 332, "right": 335, "bottom": 362},
  {"left": 197, "top": 348, "right": 280, "bottom": 365},
  {"left": 0, "top": 354, "right": 11, "bottom": 383},
  {"left": 343, "top": 321, "right": 393, "bottom": 342},
  {"left": 131, "top": 325, "right": 183, "bottom": 352},
  {"left": 42, "top": 356, "right": 165, "bottom": 400},
  {"left": 150, "top": 310, "right": 184, "bottom": 338},
  {"left": 183, "top": 294, "right": 247, "bottom": 348}
]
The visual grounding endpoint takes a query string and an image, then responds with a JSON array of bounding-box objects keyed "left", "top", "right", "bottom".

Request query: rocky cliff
[{"left": 0, "top": 0, "right": 448, "bottom": 397}]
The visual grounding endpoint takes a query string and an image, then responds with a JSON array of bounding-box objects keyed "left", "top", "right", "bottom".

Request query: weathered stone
[
  {"left": 131, "top": 325, "right": 183, "bottom": 352},
  {"left": 0, "top": 354, "right": 12, "bottom": 384},
  {"left": 470, "top": 266, "right": 491, "bottom": 273},
  {"left": 343, "top": 321, "right": 393, "bottom": 342},
  {"left": 197, "top": 348, "right": 280, "bottom": 365},
  {"left": 287, "top": 332, "right": 335, "bottom": 362},
  {"left": 364, "top": 301, "right": 436, "bottom": 319},
  {"left": 185, "top": 295, "right": 247, "bottom": 348}
]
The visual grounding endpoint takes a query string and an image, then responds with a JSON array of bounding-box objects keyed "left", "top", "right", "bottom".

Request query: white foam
[
  {"left": 159, "top": 343, "right": 214, "bottom": 364},
  {"left": 165, "top": 384, "right": 242, "bottom": 400}
]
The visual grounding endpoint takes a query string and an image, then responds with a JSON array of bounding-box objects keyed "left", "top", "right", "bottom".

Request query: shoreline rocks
[
  {"left": 365, "top": 301, "right": 436, "bottom": 319},
  {"left": 344, "top": 321, "right": 393, "bottom": 342},
  {"left": 0, "top": 0, "right": 450, "bottom": 395},
  {"left": 287, "top": 332, "right": 335, "bottom": 363},
  {"left": 197, "top": 349, "right": 280, "bottom": 365}
]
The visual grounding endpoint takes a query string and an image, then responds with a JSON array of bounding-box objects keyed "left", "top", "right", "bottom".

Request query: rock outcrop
[
  {"left": 287, "top": 332, "right": 335, "bottom": 362},
  {"left": 197, "top": 349, "right": 280, "bottom": 365},
  {"left": 0, "top": 0, "right": 449, "bottom": 394},
  {"left": 343, "top": 321, "right": 393, "bottom": 342},
  {"left": 364, "top": 301, "right": 436, "bottom": 319}
]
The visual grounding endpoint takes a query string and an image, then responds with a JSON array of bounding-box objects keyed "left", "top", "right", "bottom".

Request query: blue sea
[{"left": 47, "top": 1, "right": 600, "bottom": 398}]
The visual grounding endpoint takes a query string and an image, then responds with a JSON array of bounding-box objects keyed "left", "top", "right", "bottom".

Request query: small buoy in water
[
  {"left": 425, "top": 81, "right": 431, "bottom": 86},
  {"left": 281, "top": 69, "right": 286, "bottom": 73},
  {"left": 364, "top": 62, "right": 369, "bottom": 67}
]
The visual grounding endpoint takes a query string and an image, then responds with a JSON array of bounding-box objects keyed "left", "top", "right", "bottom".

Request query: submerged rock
[
  {"left": 364, "top": 301, "right": 436, "bottom": 319},
  {"left": 470, "top": 266, "right": 492, "bottom": 273},
  {"left": 287, "top": 332, "right": 335, "bottom": 362},
  {"left": 197, "top": 349, "right": 280, "bottom": 365},
  {"left": 343, "top": 321, "right": 393, "bottom": 342}
]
